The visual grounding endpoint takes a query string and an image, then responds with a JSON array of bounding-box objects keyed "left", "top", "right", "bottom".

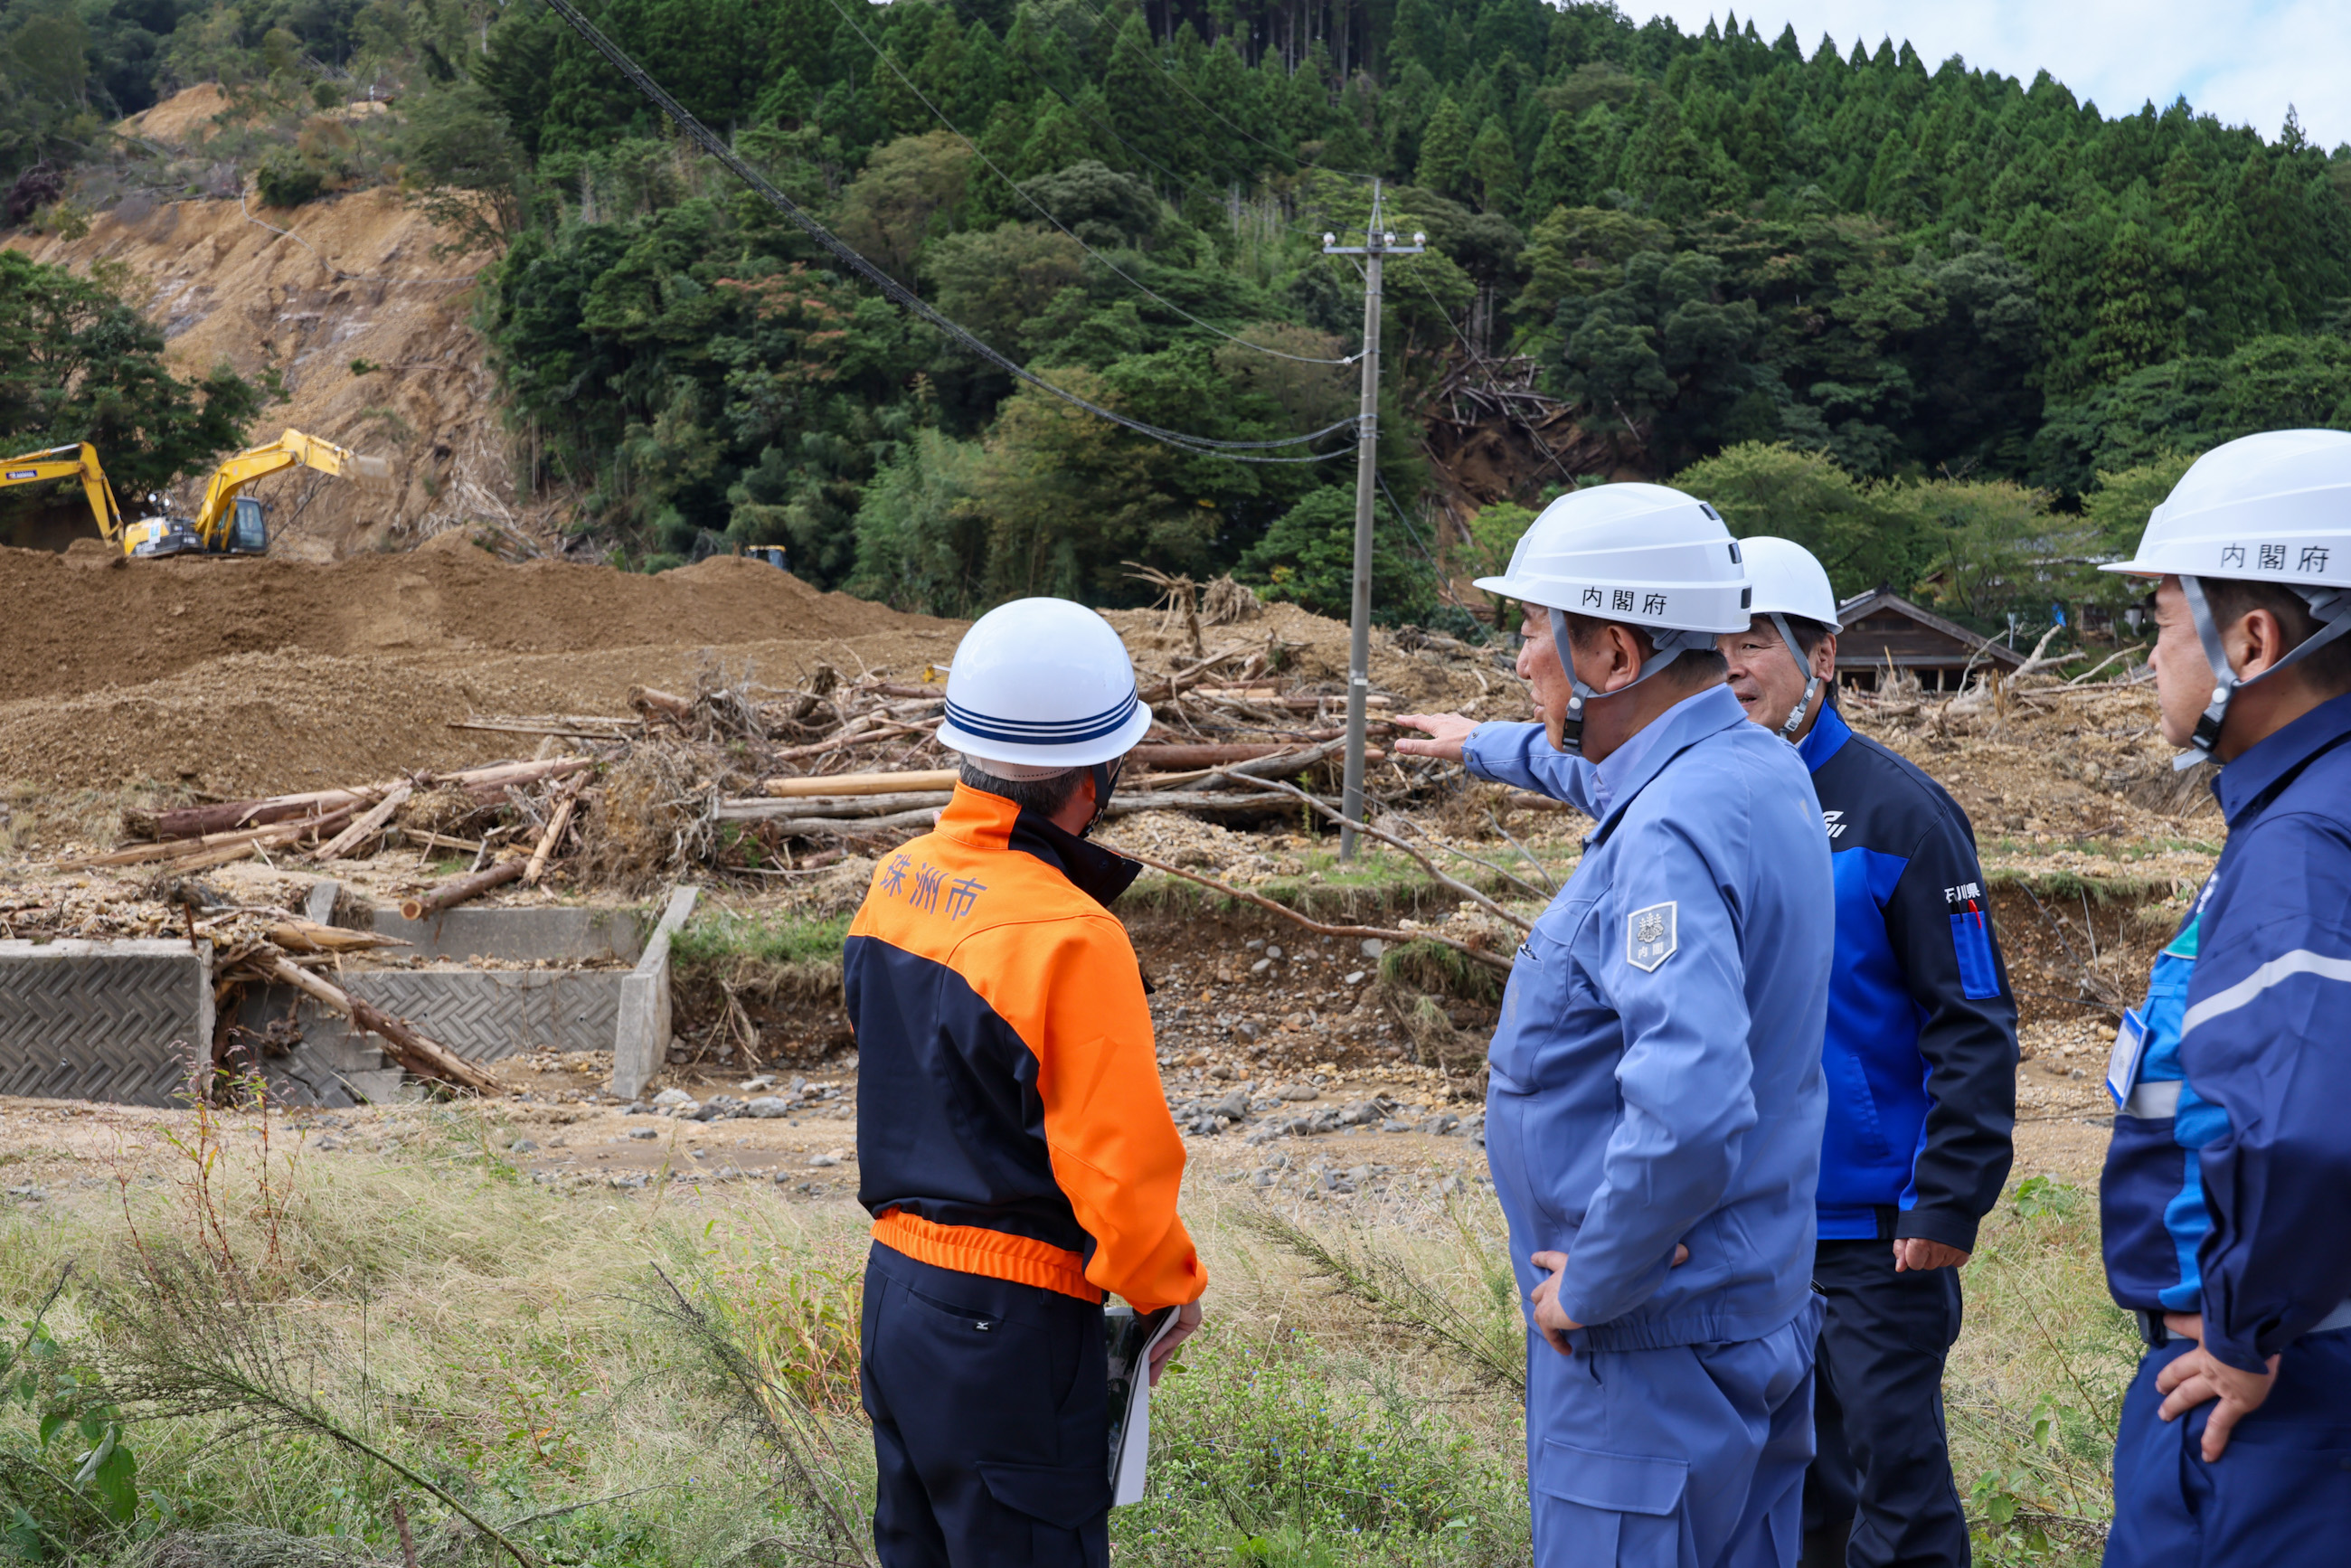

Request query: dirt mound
[
  {"left": 118, "top": 83, "right": 252, "bottom": 143},
  {"left": 0, "top": 650, "right": 581, "bottom": 797},
  {"left": 2, "top": 540, "right": 940, "bottom": 704}
]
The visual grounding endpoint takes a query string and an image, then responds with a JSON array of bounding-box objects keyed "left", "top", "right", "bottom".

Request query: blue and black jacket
[
  {"left": 1797, "top": 704, "right": 2018, "bottom": 1252},
  {"left": 2101, "top": 692, "right": 2351, "bottom": 1373}
]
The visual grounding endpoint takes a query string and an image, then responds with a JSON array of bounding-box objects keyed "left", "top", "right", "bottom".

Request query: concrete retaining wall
[
  {"left": 0, "top": 939, "right": 213, "bottom": 1105},
  {"left": 355, "top": 904, "right": 648, "bottom": 964},
  {"left": 614, "top": 886, "right": 699, "bottom": 1100},
  {"left": 3, "top": 891, "right": 697, "bottom": 1107}
]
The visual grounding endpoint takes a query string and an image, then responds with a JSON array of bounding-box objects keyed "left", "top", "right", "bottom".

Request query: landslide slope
[{"left": 5, "top": 91, "right": 513, "bottom": 559}]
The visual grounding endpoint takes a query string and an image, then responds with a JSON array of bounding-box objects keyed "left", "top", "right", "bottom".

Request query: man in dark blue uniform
[
  {"left": 1720, "top": 539, "right": 2018, "bottom": 1568},
  {"left": 2094, "top": 430, "right": 2351, "bottom": 1567}
]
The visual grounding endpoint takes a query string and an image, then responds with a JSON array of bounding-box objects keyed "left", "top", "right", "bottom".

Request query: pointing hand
[{"left": 1392, "top": 712, "right": 1479, "bottom": 763}]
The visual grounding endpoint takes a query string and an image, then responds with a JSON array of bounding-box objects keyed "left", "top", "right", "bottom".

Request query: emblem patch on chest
[{"left": 1627, "top": 902, "right": 1678, "bottom": 972}]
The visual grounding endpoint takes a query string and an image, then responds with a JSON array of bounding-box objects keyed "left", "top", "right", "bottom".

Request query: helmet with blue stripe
[{"left": 935, "top": 597, "right": 1156, "bottom": 771}]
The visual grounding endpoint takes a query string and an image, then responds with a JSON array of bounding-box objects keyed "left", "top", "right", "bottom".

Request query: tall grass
[
  {"left": 0, "top": 1111, "right": 2129, "bottom": 1568},
  {"left": 0, "top": 1103, "right": 877, "bottom": 1568}
]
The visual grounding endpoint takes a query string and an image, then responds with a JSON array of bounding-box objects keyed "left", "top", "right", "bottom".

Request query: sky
[{"left": 1643, "top": 2, "right": 2351, "bottom": 152}]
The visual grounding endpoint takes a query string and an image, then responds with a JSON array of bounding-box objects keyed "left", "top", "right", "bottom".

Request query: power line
[
  {"left": 534, "top": 0, "right": 1355, "bottom": 465},
  {"left": 820, "top": 0, "right": 1353, "bottom": 366}
]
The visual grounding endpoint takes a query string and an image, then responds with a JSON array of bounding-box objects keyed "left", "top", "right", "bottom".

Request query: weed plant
[
  {"left": 1947, "top": 1176, "right": 2136, "bottom": 1564},
  {"left": 1117, "top": 1327, "right": 1527, "bottom": 1566},
  {"left": 1, "top": 1093, "right": 2137, "bottom": 1568}
]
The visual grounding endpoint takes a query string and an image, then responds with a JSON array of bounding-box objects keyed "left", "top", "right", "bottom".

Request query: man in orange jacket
[{"left": 846, "top": 597, "right": 1206, "bottom": 1567}]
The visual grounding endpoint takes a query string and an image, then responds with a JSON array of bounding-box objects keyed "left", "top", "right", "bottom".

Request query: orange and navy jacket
[{"left": 845, "top": 783, "right": 1205, "bottom": 1314}]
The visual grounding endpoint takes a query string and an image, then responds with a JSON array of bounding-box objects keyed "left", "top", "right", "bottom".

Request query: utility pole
[{"left": 1323, "top": 182, "right": 1422, "bottom": 861}]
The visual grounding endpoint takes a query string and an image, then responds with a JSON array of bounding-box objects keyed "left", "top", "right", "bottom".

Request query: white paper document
[{"left": 1103, "top": 1303, "right": 1181, "bottom": 1506}]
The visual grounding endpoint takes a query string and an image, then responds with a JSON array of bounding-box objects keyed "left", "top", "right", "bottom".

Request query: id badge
[{"left": 2107, "top": 1008, "right": 2148, "bottom": 1107}]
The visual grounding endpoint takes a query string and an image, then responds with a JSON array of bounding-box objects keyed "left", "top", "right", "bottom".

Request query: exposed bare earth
[
  {"left": 5, "top": 182, "right": 515, "bottom": 559},
  {"left": 0, "top": 534, "right": 952, "bottom": 801}
]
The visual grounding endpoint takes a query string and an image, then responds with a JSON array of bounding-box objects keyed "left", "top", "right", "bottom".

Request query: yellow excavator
[
  {"left": 0, "top": 442, "right": 128, "bottom": 545},
  {"left": 122, "top": 429, "right": 392, "bottom": 558},
  {"left": 3, "top": 430, "right": 388, "bottom": 558}
]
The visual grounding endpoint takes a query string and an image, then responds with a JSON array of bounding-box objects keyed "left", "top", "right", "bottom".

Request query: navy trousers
[
  {"left": 859, "top": 1243, "right": 1110, "bottom": 1568},
  {"left": 1801, "top": 1240, "right": 1969, "bottom": 1568},
  {"left": 2106, "top": 1327, "right": 2351, "bottom": 1567}
]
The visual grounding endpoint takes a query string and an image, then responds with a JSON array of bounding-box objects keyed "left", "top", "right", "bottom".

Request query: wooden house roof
[{"left": 1835, "top": 587, "right": 2025, "bottom": 671}]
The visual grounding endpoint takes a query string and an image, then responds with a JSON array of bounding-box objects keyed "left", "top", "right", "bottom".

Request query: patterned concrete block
[
  {"left": 358, "top": 907, "right": 649, "bottom": 964},
  {"left": 0, "top": 939, "right": 212, "bottom": 1106},
  {"left": 231, "top": 987, "right": 405, "bottom": 1108},
  {"left": 345, "top": 969, "right": 627, "bottom": 1063}
]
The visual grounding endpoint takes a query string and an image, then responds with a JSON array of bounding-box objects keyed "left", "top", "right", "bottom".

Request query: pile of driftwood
[
  {"left": 441, "top": 650, "right": 1421, "bottom": 872},
  {"left": 86, "top": 628, "right": 1476, "bottom": 908},
  {"left": 82, "top": 755, "right": 595, "bottom": 896}
]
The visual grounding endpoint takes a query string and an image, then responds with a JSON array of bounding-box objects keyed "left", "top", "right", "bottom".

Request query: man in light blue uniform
[{"left": 1397, "top": 484, "right": 1835, "bottom": 1568}]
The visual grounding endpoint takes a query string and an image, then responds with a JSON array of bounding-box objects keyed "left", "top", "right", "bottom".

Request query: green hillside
[{"left": 6, "top": 0, "right": 2350, "bottom": 619}]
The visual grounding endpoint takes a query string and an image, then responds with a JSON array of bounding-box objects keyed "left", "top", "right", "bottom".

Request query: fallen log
[
  {"left": 1195, "top": 691, "right": 1392, "bottom": 712},
  {"left": 393, "top": 828, "right": 487, "bottom": 855},
  {"left": 737, "top": 807, "right": 945, "bottom": 837},
  {"left": 265, "top": 957, "right": 505, "bottom": 1094},
  {"left": 767, "top": 719, "right": 933, "bottom": 763},
  {"left": 1129, "top": 741, "right": 1383, "bottom": 772},
  {"left": 522, "top": 781, "right": 581, "bottom": 886},
  {"left": 311, "top": 779, "right": 414, "bottom": 863},
  {"left": 762, "top": 769, "right": 960, "bottom": 798},
  {"left": 720, "top": 791, "right": 951, "bottom": 820},
  {"left": 130, "top": 758, "right": 593, "bottom": 840},
  {"left": 722, "top": 789, "right": 1309, "bottom": 831},
  {"left": 1102, "top": 789, "right": 1320, "bottom": 817},
  {"left": 67, "top": 803, "right": 364, "bottom": 869},
  {"left": 628, "top": 685, "right": 694, "bottom": 722},
  {"left": 1500, "top": 788, "right": 1579, "bottom": 813},
  {"left": 266, "top": 919, "right": 411, "bottom": 956},
  {"left": 400, "top": 858, "right": 526, "bottom": 921}
]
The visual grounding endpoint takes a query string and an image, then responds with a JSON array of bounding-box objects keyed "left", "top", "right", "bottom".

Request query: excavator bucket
[{"left": 349, "top": 454, "right": 393, "bottom": 487}]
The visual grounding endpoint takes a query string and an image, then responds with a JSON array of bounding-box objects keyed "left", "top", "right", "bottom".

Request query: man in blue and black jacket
[
  {"left": 2092, "top": 431, "right": 2351, "bottom": 1568},
  {"left": 1721, "top": 539, "right": 2018, "bottom": 1568}
]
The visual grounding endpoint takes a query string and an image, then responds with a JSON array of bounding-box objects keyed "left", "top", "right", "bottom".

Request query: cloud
[{"left": 1643, "top": 3, "right": 2351, "bottom": 148}]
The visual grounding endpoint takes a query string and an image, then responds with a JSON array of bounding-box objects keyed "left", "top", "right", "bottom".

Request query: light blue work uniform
[{"left": 1465, "top": 685, "right": 1836, "bottom": 1568}]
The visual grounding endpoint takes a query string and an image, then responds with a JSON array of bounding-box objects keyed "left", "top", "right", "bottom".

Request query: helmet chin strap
[
  {"left": 2176, "top": 575, "right": 2351, "bottom": 770},
  {"left": 1768, "top": 612, "right": 1822, "bottom": 742},
  {"left": 1545, "top": 608, "right": 1712, "bottom": 757},
  {"left": 1078, "top": 757, "right": 1123, "bottom": 837}
]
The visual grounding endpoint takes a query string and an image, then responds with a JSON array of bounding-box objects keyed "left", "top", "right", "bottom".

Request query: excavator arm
[
  {"left": 189, "top": 429, "right": 392, "bottom": 549},
  {"left": 0, "top": 443, "right": 128, "bottom": 549}
]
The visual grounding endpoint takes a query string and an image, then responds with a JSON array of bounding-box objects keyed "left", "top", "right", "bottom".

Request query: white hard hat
[
  {"left": 1734, "top": 537, "right": 1839, "bottom": 741},
  {"left": 935, "top": 598, "right": 1155, "bottom": 770},
  {"left": 2101, "top": 430, "right": 2351, "bottom": 768},
  {"left": 1739, "top": 536, "right": 1839, "bottom": 623},
  {"left": 1473, "top": 483, "right": 1750, "bottom": 755},
  {"left": 1472, "top": 481, "right": 1751, "bottom": 635},
  {"left": 2101, "top": 429, "right": 2351, "bottom": 587}
]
